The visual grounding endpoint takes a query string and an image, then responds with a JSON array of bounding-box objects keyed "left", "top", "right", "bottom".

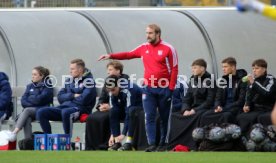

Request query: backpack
[
  {"left": 18, "top": 131, "right": 44, "bottom": 150},
  {"left": 198, "top": 138, "right": 246, "bottom": 151},
  {"left": 198, "top": 140, "right": 234, "bottom": 151}
]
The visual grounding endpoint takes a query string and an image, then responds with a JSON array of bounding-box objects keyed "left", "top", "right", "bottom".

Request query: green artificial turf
[{"left": 1, "top": 151, "right": 276, "bottom": 163}]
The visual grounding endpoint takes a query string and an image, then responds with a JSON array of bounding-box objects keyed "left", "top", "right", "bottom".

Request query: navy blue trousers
[
  {"left": 36, "top": 105, "right": 80, "bottom": 136},
  {"left": 143, "top": 86, "right": 172, "bottom": 146}
]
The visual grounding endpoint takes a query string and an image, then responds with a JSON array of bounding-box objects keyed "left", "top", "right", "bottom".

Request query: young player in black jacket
[
  {"left": 237, "top": 59, "right": 276, "bottom": 134},
  {"left": 200, "top": 57, "right": 247, "bottom": 126}
]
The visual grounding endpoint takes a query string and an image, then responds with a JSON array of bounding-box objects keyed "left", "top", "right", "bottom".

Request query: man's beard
[{"left": 147, "top": 37, "right": 156, "bottom": 44}]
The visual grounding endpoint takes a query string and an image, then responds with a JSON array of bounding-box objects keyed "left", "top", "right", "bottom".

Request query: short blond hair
[
  {"left": 71, "top": 58, "right": 85, "bottom": 70},
  {"left": 147, "top": 24, "right": 161, "bottom": 36}
]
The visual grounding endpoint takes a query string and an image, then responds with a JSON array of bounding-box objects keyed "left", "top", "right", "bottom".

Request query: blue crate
[
  {"left": 34, "top": 134, "right": 47, "bottom": 150},
  {"left": 47, "top": 134, "right": 71, "bottom": 151}
]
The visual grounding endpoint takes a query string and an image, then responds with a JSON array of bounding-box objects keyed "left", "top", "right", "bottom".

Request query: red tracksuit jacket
[{"left": 110, "top": 40, "right": 178, "bottom": 90}]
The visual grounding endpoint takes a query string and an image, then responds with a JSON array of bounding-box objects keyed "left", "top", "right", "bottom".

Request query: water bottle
[
  {"left": 242, "top": 76, "right": 249, "bottom": 82},
  {"left": 82, "top": 133, "right": 85, "bottom": 151},
  {"left": 75, "top": 136, "right": 81, "bottom": 151}
]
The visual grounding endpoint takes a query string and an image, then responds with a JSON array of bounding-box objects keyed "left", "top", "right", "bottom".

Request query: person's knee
[
  {"left": 61, "top": 109, "right": 71, "bottom": 119},
  {"left": 237, "top": 113, "right": 246, "bottom": 121},
  {"left": 23, "top": 107, "right": 34, "bottom": 116},
  {"left": 36, "top": 109, "right": 45, "bottom": 120},
  {"left": 223, "top": 112, "right": 233, "bottom": 118},
  {"left": 200, "top": 111, "right": 208, "bottom": 118},
  {"left": 257, "top": 114, "right": 266, "bottom": 123},
  {"left": 86, "top": 114, "right": 94, "bottom": 123},
  {"left": 109, "top": 107, "right": 120, "bottom": 118},
  {"left": 86, "top": 112, "right": 101, "bottom": 124}
]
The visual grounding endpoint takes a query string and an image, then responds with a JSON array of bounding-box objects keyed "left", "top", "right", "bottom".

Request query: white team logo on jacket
[
  {"left": 158, "top": 50, "right": 163, "bottom": 56},
  {"left": 146, "top": 50, "right": 149, "bottom": 54}
]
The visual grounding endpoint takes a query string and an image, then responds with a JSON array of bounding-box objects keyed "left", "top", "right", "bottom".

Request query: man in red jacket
[{"left": 98, "top": 24, "right": 178, "bottom": 152}]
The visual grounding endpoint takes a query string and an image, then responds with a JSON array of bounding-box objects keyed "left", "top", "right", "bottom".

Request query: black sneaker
[
  {"left": 108, "top": 143, "right": 121, "bottom": 151},
  {"left": 145, "top": 145, "right": 157, "bottom": 152},
  {"left": 118, "top": 143, "right": 135, "bottom": 151},
  {"left": 156, "top": 144, "right": 167, "bottom": 152}
]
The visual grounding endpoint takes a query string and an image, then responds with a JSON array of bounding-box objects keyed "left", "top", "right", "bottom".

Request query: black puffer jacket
[
  {"left": 214, "top": 69, "right": 247, "bottom": 112},
  {"left": 245, "top": 73, "right": 276, "bottom": 110},
  {"left": 181, "top": 71, "right": 216, "bottom": 112}
]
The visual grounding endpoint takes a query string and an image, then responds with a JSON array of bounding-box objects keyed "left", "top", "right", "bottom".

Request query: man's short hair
[
  {"left": 148, "top": 24, "right": 161, "bottom": 36},
  {"left": 106, "top": 60, "right": 124, "bottom": 74},
  {"left": 252, "top": 59, "right": 267, "bottom": 68},
  {"left": 71, "top": 59, "right": 85, "bottom": 69},
  {"left": 222, "top": 57, "right": 237, "bottom": 66},
  {"left": 192, "top": 59, "right": 207, "bottom": 69},
  {"left": 105, "top": 75, "right": 119, "bottom": 89}
]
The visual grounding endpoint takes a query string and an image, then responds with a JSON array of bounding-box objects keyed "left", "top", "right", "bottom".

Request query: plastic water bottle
[
  {"left": 242, "top": 76, "right": 249, "bottom": 82},
  {"left": 82, "top": 133, "right": 85, "bottom": 151},
  {"left": 75, "top": 136, "right": 81, "bottom": 151}
]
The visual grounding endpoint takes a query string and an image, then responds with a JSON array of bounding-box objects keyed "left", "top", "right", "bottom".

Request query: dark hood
[
  {"left": 222, "top": 69, "right": 247, "bottom": 80},
  {"left": 236, "top": 69, "right": 247, "bottom": 80},
  {"left": 81, "top": 68, "right": 93, "bottom": 80}
]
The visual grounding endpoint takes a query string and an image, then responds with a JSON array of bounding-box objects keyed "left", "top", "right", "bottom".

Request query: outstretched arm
[{"left": 98, "top": 45, "right": 142, "bottom": 61}]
